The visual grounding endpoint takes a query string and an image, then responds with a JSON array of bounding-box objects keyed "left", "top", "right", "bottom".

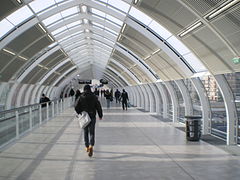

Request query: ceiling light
[
  {"left": 178, "top": 21, "right": 203, "bottom": 37},
  {"left": 134, "top": 0, "right": 139, "bottom": 4},
  {"left": 3, "top": 49, "right": 15, "bottom": 56},
  {"left": 85, "top": 29, "right": 90, "bottom": 33},
  {"left": 117, "top": 35, "right": 122, "bottom": 41},
  {"left": 83, "top": 19, "right": 88, "bottom": 24},
  {"left": 48, "top": 34, "right": 54, "bottom": 41},
  {"left": 81, "top": 5, "right": 87, "bottom": 13},
  {"left": 19, "top": 55, "right": 28, "bottom": 61},
  {"left": 121, "top": 24, "right": 126, "bottom": 33},
  {"left": 16, "top": 0, "right": 22, "bottom": 4},
  {"left": 206, "top": 0, "right": 240, "bottom": 20},
  {"left": 38, "top": 24, "right": 46, "bottom": 33}
]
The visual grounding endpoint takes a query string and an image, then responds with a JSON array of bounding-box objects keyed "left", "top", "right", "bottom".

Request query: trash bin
[{"left": 185, "top": 115, "right": 202, "bottom": 141}]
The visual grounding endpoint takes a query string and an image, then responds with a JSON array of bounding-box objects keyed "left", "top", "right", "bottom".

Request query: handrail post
[
  {"left": 15, "top": 111, "right": 19, "bottom": 139},
  {"left": 29, "top": 106, "right": 32, "bottom": 130},
  {"left": 46, "top": 103, "right": 49, "bottom": 121},
  {"left": 39, "top": 105, "right": 42, "bottom": 125},
  {"left": 52, "top": 101, "right": 55, "bottom": 117}
]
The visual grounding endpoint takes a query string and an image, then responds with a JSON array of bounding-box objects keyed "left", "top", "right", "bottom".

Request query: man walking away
[
  {"left": 120, "top": 89, "right": 129, "bottom": 110},
  {"left": 114, "top": 89, "right": 121, "bottom": 103},
  {"left": 75, "top": 85, "right": 103, "bottom": 157}
]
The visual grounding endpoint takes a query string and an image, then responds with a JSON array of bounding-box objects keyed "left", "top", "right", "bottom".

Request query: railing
[{"left": 0, "top": 97, "right": 74, "bottom": 149}]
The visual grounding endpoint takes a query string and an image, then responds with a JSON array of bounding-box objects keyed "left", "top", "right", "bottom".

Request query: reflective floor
[{"left": 1, "top": 98, "right": 240, "bottom": 180}]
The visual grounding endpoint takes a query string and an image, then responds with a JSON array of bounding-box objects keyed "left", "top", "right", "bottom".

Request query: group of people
[{"left": 74, "top": 85, "right": 130, "bottom": 157}]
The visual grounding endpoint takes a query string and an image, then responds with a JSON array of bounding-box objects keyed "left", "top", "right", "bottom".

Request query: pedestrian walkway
[{"left": 1, "top": 100, "right": 240, "bottom": 180}]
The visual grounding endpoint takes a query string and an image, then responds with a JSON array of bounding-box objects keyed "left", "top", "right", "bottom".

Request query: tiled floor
[{"left": 1, "top": 98, "right": 240, "bottom": 180}]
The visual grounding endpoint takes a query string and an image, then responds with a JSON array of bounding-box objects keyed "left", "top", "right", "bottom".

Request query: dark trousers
[
  {"left": 122, "top": 100, "right": 127, "bottom": 110},
  {"left": 84, "top": 117, "right": 96, "bottom": 147}
]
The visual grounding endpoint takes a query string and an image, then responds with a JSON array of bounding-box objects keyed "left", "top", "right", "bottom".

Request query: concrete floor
[{"left": 1, "top": 98, "right": 240, "bottom": 180}]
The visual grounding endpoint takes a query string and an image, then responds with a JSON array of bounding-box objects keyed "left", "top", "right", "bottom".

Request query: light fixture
[
  {"left": 3, "top": 49, "right": 15, "bottom": 56},
  {"left": 178, "top": 21, "right": 203, "bottom": 38},
  {"left": 19, "top": 55, "right": 28, "bottom": 61},
  {"left": 121, "top": 24, "right": 126, "bottom": 33},
  {"left": 85, "top": 29, "right": 90, "bottom": 33},
  {"left": 81, "top": 5, "right": 87, "bottom": 13},
  {"left": 134, "top": 0, "right": 139, "bottom": 5},
  {"left": 38, "top": 24, "right": 46, "bottom": 33},
  {"left": 16, "top": 0, "right": 22, "bottom": 4},
  {"left": 117, "top": 35, "right": 122, "bottom": 41},
  {"left": 83, "top": 19, "right": 88, "bottom": 24},
  {"left": 48, "top": 34, "right": 54, "bottom": 41},
  {"left": 205, "top": 0, "right": 240, "bottom": 20}
]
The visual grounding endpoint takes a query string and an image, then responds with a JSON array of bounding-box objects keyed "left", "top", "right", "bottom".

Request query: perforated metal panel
[
  {"left": 139, "top": 0, "right": 197, "bottom": 34},
  {"left": 112, "top": 50, "right": 134, "bottom": 68},
  {"left": 55, "top": 68, "right": 77, "bottom": 87},
  {"left": 184, "top": 0, "right": 225, "bottom": 15},
  {"left": 0, "top": 58, "right": 26, "bottom": 82},
  {"left": 7, "top": 25, "right": 45, "bottom": 53},
  {"left": 28, "top": 68, "right": 48, "bottom": 84},
  {"left": 121, "top": 72, "right": 136, "bottom": 85},
  {"left": 56, "top": 62, "right": 74, "bottom": 74},
  {"left": 0, "top": 0, "right": 19, "bottom": 21},
  {"left": 43, "top": 73, "right": 59, "bottom": 86},
  {"left": 0, "top": 50, "right": 13, "bottom": 71},
  {"left": 22, "top": 66, "right": 42, "bottom": 84},
  {"left": 21, "top": 36, "right": 52, "bottom": 58},
  {"left": 108, "top": 62, "right": 124, "bottom": 73}
]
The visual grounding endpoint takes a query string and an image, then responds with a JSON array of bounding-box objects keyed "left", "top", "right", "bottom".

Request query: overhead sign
[
  {"left": 100, "top": 79, "right": 108, "bottom": 84},
  {"left": 79, "top": 80, "right": 92, "bottom": 84},
  {"left": 232, "top": 57, "right": 240, "bottom": 64}
]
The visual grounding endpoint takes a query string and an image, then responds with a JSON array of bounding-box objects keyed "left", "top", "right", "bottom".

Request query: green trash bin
[{"left": 185, "top": 115, "right": 202, "bottom": 141}]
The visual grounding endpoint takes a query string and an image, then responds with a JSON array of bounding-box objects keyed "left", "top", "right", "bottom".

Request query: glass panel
[
  {"left": 18, "top": 107, "right": 30, "bottom": 134},
  {"left": 106, "top": 14, "right": 123, "bottom": 26},
  {"left": 66, "top": 21, "right": 81, "bottom": 29},
  {"left": 42, "top": 13, "right": 62, "bottom": 26},
  {"left": 167, "top": 36, "right": 190, "bottom": 55},
  {"left": 148, "top": 20, "right": 172, "bottom": 40},
  {"left": 183, "top": 53, "right": 207, "bottom": 72},
  {"left": 170, "top": 81, "right": 184, "bottom": 122},
  {"left": 61, "top": 6, "right": 79, "bottom": 17},
  {"left": 29, "top": 0, "right": 56, "bottom": 13},
  {"left": 92, "top": 8, "right": 106, "bottom": 17},
  {"left": 0, "top": 19, "right": 14, "bottom": 38},
  {"left": 224, "top": 72, "right": 240, "bottom": 144},
  {"left": 6, "top": 6, "right": 33, "bottom": 26},
  {"left": 129, "top": 7, "right": 152, "bottom": 26},
  {"left": 108, "top": 0, "right": 130, "bottom": 13},
  {"left": 0, "top": 111, "right": 16, "bottom": 146},
  {"left": 201, "top": 75, "right": 226, "bottom": 139},
  {"left": 52, "top": 26, "right": 67, "bottom": 35}
]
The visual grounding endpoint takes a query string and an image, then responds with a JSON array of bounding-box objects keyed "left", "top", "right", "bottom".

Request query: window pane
[
  {"left": 29, "top": 0, "right": 55, "bottom": 13},
  {"left": 61, "top": 6, "right": 79, "bottom": 17},
  {"left": 52, "top": 26, "right": 67, "bottom": 35},
  {"left": 0, "top": 19, "right": 14, "bottom": 38},
  {"left": 108, "top": 0, "right": 130, "bottom": 13},
  {"left": 92, "top": 8, "right": 106, "bottom": 17},
  {"left": 183, "top": 53, "right": 207, "bottom": 72},
  {"left": 106, "top": 14, "right": 123, "bottom": 26},
  {"left": 7, "top": 6, "right": 33, "bottom": 26},
  {"left": 42, "top": 13, "right": 62, "bottom": 26},
  {"left": 167, "top": 36, "right": 190, "bottom": 55},
  {"left": 129, "top": 7, "right": 152, "bottom": 26},
  {"left": 66, "top": 21, "right": 81, "bottom": 28},
  {"left": 148, "top": 20, "right": 172, "bottom": 40}
]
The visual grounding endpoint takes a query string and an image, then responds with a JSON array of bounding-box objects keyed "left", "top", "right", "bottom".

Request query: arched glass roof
[{"left": 2, "top": 0, "right": 239, "bottom": 88}]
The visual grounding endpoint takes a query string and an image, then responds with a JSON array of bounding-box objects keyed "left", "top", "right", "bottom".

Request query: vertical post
[
  {"left": 39, "top": 105, "right": 42, "bottom": 125},
  {"left": 52, "top": 101, "right": 55, "bottom": 117},
  {"left": 15, "top": 111, "right": 19, "bottom": 139},
  {"left": 46, "top": 103, "right": 49, "bottom": 121},
  {"left": 56, "top": 100, "right": 59, "bottom": 115},
  {"left": 29, "top": 106, "right": 32, "bottom": 130}
]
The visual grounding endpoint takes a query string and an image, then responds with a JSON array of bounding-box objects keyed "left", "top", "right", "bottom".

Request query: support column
[
  {"left": 191, "top": 78, "right": 211, "bottom": 135},
  {"left": 164, "top": 81, "right": 179, "bottom": 122},
  {"left": 214, "top": 74, "right": 238, "bottom": 145},
  {"left": 155, "top": 82, "right": 168, "bottom": 118}
]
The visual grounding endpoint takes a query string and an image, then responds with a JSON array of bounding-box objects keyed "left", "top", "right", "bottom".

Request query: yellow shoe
[
  {"left": 88, "top": 146, "right": 93, "bottom": 157},
  {"left": 85, "top": 147, "right": 89, "bottom": 152}
]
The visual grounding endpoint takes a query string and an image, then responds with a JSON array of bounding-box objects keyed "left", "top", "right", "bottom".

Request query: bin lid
[{"left": 185, "top": 115, "right": 202, "bottom": 119}]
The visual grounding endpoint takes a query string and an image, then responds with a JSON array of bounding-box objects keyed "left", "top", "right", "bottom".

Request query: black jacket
[{"left": 75, "top": 92, "right": 103, "bottom": 119}]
